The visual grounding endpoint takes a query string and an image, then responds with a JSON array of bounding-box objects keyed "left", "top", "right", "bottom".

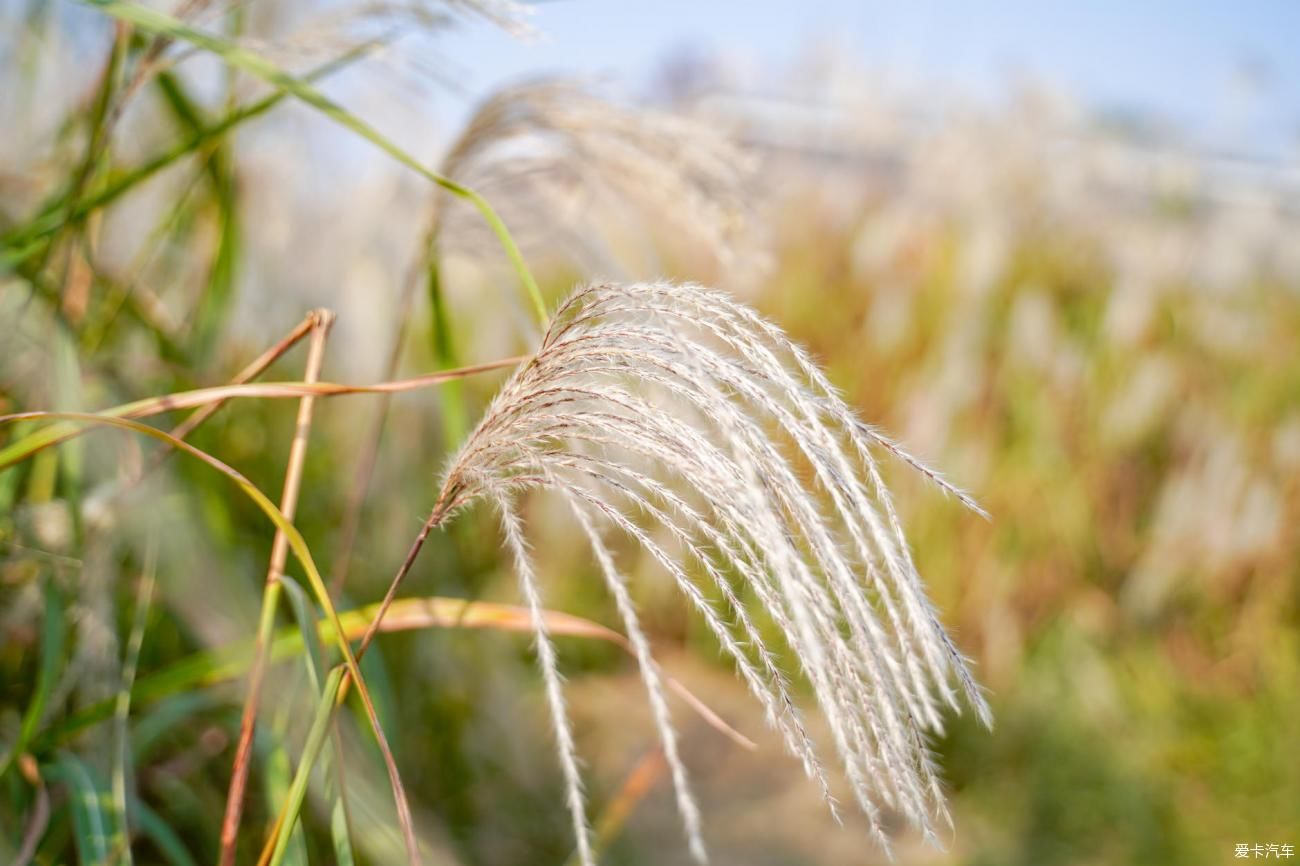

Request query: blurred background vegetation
[{"left": 1, "top": 2, "right": 1297, "bottom": 864}]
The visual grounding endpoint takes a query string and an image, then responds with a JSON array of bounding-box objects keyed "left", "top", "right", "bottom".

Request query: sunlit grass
[{"left": 1, "top": 2, "right": 1297, "bottom": 865}]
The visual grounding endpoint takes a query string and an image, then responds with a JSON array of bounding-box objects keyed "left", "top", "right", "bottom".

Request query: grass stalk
[
  {"left": 167, "top": 312, "right": 318, "bottom": 444},
  {"left": 0, "top": 356, "right": 527, "bottom": 470},
  {"left": 152, "top": 69, "right": 240, "bottom": 356},
  {"left": 80, "top": 161, "right": 208, "bottom": 356},
  {"left": 45, "top": 23, "right": 129, "bottom": 296},
  {"left": 218, "top": 310, "right": 333, "bottom": 866},
  {"left": 110, "top": 534, "right": 158, "bottom": 866},
  {"left": 103, "top": 0, "right": 221, "bottom": 137},
  {"left": 255, "top": 508, "right": 444, "bottom": 863},
  {"left": 260, "top": 666, "right": 347, "bottom": 866},
  {"left": 0, "top": 581, "right": 66, "bottom": 782}
]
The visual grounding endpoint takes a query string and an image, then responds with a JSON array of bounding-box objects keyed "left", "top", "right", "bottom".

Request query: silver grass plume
[
  {"left": 432, "top": 281, "right": 991, "bottom": 862},
  {"left": 437, "top": 81, "right": 758, "bottom": 280}
]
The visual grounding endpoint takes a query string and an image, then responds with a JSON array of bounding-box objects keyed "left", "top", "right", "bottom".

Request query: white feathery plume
[
  {"left": 493, "top": 492, "right": 595, "bottom": 866},
  {"left": 437, "top": 81, "right": 758, "bottom": 279},
  {"left": 433, "top": 281, "right": 991, "bottom": 862},
  {"left": 566, "top": 494, "right": 707, "bottom": 863}
]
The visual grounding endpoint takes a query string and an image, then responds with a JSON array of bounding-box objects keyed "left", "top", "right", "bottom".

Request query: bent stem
[
  {"left": 258, "top": 500, "right": 447, "bottom": 863},
  {"left": 219, "top": 310, "right": 333, "bottom": 866},
  {"left": 167, "top": 312, "right": 319, "bottom": 445},
  {"left": 0, "top": 355, "right": 528, "bottom": 471},
  {"left": 263, "top": 666, "right": 347, "bottom": 866}
]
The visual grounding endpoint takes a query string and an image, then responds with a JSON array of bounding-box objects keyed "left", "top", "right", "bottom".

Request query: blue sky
[{"left": 437, "top": 0, "right": 1300, "bottom": 160}]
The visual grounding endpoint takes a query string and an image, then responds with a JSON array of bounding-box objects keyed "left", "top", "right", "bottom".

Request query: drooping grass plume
[
  {"left": 438, "top": 80, "right": 758, "bottom": 280},
  {"left": 433, "top": 281, "right": 992, "bottom": 862}
]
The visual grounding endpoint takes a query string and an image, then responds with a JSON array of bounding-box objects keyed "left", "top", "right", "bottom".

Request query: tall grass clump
[
  {"left": 0, "top": 3, "right": 995, "bottom": 862},
  {"left": 429, "top": 281, "right": 991, "bottom": 862}
]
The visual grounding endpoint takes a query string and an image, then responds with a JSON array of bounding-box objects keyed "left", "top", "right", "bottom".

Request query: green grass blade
[
  {"left": 0, "top": 44, "right": 373, "bottom": 261},
  {"left": 153, "top": 69, "right": 240, "bottom": 358},
  {"left": 0, "top": 579, "right": 66, "bottom": 782},
  {"left": 279, "top": 576, "right": 328, "bottom": 692},
  {"left": 280, "top": 577, "right": 355, "bottom": 865},
  {"left": 427, "top": 257, "right": 468, "bottom": 451},
  {"left": 328, "top": 780, "right": 357, "bottom": 866},
  {"left": 76, "top": 0, "right": 546, "bottom": 324},
  {"left": 130, "top": 796, "right": 199, "bottom": 866},
  {"left": 111, "top": 540, "right": 156, "bottom": 866},
  {"left": 49, "top": 754, "right": 111, "bottom": 864},
  {"left": 264, "top": 670, "right": 311, "bottom": 866},
  {"left": 42, "top": 24, "right": 128, "bottom": 277},
  {"left": 268, "top": 667, "right": 346, "bottom": 866}
]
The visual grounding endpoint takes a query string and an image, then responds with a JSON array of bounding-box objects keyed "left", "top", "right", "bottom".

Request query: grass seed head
[{"left": 437, "top": 281, "right": 991, "bottom": 862}]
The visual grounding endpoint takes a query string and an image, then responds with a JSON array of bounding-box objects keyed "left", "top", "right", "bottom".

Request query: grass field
[{"left": 2, "top": 3, "right": 1297, "bottom": 864}]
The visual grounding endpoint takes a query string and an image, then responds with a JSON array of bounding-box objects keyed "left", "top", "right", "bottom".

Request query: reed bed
[{"left": 3, "top": 3, "right": 1295, "bottom": 865}]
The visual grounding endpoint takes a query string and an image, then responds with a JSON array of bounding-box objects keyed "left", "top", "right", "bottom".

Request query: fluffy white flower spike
[{"left": 434, "top": 282, "right": 991, "bottom": 863}]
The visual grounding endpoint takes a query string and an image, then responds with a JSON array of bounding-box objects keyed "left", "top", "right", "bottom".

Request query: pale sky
[{"left": 436, "top": 0, "right": 1300, "bottom": 161}]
